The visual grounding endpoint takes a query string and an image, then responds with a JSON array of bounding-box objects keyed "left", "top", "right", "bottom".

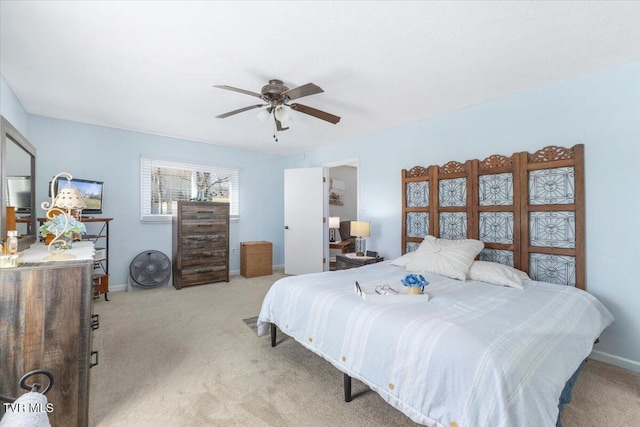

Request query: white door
[{"left": 284, "top": 167, "right": 327, "bottom": 275}]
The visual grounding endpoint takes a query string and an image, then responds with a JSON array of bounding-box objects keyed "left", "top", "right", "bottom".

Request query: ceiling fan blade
[
  {"left": 213, "top": 85, "right": 263, "bottom": 99},
  {"left": 290, "top": 103, "right": 341, "bottom": 124},
  {"left": 282, "top": 83, "right": 324, "bottom": 101},
  {"left": 215, "top": 104, "right": 265, "bottom": 118}
]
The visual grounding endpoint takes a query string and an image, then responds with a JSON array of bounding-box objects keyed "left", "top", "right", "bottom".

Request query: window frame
[{"left": 140, "top": 155, "right": 240, "bottom": 223}]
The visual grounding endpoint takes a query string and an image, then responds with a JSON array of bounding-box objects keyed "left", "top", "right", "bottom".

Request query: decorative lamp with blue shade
[{"left": 350, "top": 221, "right": 370, "bottom": 257}]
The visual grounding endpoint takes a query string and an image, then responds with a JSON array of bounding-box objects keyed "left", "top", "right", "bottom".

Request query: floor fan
[{"left": 128, "top": 250, "right": 172, "bottom": 291}]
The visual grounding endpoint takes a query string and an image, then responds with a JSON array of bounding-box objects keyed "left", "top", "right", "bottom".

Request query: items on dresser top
[
  {"left": 36, "top": 217, "right": 113, "bottom": 300},
  {"left": 18, "top": 241, "right": 96, "bottom": 263}
]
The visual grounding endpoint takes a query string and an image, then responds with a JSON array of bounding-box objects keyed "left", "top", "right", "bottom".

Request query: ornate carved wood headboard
[{"left": 401, "top": 144, "right": 585, "bottom": 289}]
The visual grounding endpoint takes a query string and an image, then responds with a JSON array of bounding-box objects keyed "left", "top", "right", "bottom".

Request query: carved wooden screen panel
[
  {"left": 402, "top": 166, "right": 431, "bottom": 254},
  {"left": 474, "top": 154, "right": 520, "bottom": 268},
  {"left": 434, "top": 160, "right": 473, "bottom": 241},
  {"left": 520, "top": 145, "right": 585, "bottom": 289},
  {"left": 401, "top": 144, "right": 585, "bottom": 289}
]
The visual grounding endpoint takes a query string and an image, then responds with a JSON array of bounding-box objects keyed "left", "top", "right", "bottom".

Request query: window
[{"left": 140, "top": 156, "right": 239, "bottom": 222}]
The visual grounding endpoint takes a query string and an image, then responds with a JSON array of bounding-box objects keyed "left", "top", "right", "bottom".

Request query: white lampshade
[
  {"left": 350, "top": 221, "right": 370, "bottom": 238},
  {"left": 257, "top": 108, "right": 270, "bottom": 123},
  {"left": 329, "top": 216, "right": 340, "bottom": 229},
  {"left": 54, "top": 184, "right": 86, "bottom": 210},
  {"left": 274, "top": 105, "right": 291, "bottom": 122}
]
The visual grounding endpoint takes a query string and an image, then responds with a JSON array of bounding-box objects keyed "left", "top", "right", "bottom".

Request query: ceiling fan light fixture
[
  {"left": 274, "top": 104, "right": 291, "bottom": 122},
  {"left": 257, "top": 108, "right": 270, "bottom": 123},
  {"left": 214, "top": 79, "right": 341, "bottom": 136},
  {"left": 280, "top": 115, "right": 293, "bottom": 129}
]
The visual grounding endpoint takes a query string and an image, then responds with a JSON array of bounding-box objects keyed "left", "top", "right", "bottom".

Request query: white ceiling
[{"left": 1, "top": 1, "right": 639, "bottom": 155}]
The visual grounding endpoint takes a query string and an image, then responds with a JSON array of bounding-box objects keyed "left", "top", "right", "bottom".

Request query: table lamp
[
  {"left": 350, "top": 221, "right": 370, "bottom": 256},
  {"left": 41, "top": 172, "right": 86, "bottom": 260},
  {"left": 329, "top": 216, "right": 340, "bottom": 242}
]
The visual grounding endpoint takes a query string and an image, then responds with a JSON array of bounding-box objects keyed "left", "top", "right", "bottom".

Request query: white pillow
[
  {"left": 391, "top": 251, "right": 416, "bottom": 267},
  {"left": 467, "top": 261, "right": 529, "bottom": 289},
  {"left": 403, "top": 235, "right": 484, "bottom": 281}
]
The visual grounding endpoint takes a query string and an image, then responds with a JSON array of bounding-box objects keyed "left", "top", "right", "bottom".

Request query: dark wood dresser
[
  {"left": 0, "top": 254, "right": 96, "bottom": 426},
  {"left": 172, "top": 201, "right": 230, "bottom": 289}
]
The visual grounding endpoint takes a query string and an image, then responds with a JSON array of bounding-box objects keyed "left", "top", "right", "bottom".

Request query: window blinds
[{"left": 140, "top": 156, "right": 240, "bottom": 222}]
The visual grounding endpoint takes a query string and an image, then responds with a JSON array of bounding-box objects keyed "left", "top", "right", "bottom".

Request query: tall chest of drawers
[{"left": 172, "top": 201, "right": 230, "bottom": 289}]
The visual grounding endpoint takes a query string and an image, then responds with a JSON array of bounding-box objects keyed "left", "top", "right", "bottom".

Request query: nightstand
[
  {"left": 335, "top": 253, "right": 384, "bottom": 270},
  {"left": 329, "top": 240, "right": 352, "bottom": 254}
]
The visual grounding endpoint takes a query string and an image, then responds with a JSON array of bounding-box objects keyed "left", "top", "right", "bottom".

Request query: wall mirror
[{"left": 1, "top": 115, "right": 37, "bottom": 251}]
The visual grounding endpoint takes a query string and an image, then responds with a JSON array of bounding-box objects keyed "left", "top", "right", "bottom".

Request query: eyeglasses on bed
[
  {"left": 375, "top": 285, "right": 399, "bottom": 295},
  {"left": 354, "top": 281, "right": 363, "bottom": 297}
]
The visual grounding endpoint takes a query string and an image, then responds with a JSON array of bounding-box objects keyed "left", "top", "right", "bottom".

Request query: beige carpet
[{"left": 89, "top": 271, "right": 640, "bottom": 426}]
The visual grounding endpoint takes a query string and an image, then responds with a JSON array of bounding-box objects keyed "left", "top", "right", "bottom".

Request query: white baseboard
[
  {"left": 113, "top": 264, "right": 286, "bottom": 292},
  {"left": 589, "top": 349, "right": 640, "bottom": 373},
  {"left": 231, "top": 264, "right": 285, "bottom": 277}
]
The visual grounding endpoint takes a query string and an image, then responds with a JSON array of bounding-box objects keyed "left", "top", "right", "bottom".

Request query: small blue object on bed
[{"left": 258, "top": 261, "right": 613, "bottom": 427}]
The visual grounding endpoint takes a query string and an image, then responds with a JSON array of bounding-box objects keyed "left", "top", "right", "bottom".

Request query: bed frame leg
[
  {"left": 344, "top": 373, "right": 352, "bottom": 402},
  {"left": 270, "top": 323, "right": 276, "bottom": 347}
]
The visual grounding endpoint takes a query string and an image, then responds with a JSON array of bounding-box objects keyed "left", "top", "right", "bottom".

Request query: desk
[
  {"left": 329, "top": 241, "right": 352, "bottom": 253},
  {"left": 16, "top": 217, "right": 32, "bottom": 234}
]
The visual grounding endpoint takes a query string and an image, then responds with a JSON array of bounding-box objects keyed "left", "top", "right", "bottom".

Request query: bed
[{"left": 257, "top": 145, "right": 615, "bottom": 426}]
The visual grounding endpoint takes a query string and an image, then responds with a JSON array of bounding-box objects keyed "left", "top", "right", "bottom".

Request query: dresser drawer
[
  {"left": 180, "top": 249, "right": 228, "bottom": 268},
  {"left": 180, "top": 266, "right": 228, "bottom": 286},
  {"left": 180, "top": 204, "right": 228, "bottom": 221},
  {"left": 181, "top": 234, "right": 228, "bottom": 250},
  {"left": 181, "top": 221, "right": 227, "bottom": 234}
]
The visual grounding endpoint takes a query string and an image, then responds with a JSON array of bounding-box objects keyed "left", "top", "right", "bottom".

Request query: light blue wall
[
  {"left": 0, "top": 74, "right": 28, "bottom": 135},
  {"left": 27, "top": 115, "right": 287, "bottom": 287},
  {"left": 289, "top": 61, "right": 640, "bottom": 370},
  {"left": 4, "top": 61, "right": 639, "bottom": 370}
]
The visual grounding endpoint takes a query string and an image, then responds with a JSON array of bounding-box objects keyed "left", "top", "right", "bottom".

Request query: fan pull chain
[{"left": 273, "top": 114, "right": 279, "bottom": 142}]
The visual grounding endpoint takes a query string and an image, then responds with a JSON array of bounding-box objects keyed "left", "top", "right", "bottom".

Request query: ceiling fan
[{"left": 213, "top": 79, "right": 341, "bottom": 135}]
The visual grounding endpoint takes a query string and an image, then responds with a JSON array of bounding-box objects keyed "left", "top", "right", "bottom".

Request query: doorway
[{"left": 325, "top": 158, "right": 358, "bottom": 270}]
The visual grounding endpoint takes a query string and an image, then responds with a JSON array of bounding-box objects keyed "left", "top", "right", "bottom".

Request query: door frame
[
  {"left": 324, "top": 158, "right": 360, "bottom": 269},
  {"left": 323, "top": 157, "right": 360, "bottom": 220}
]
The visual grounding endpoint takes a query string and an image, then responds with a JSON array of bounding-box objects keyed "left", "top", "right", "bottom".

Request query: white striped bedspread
[{"left": 257, "top": 261, "right": 614, "bottom": 427}]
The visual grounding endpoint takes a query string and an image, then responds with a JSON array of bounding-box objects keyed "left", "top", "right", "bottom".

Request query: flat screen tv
[
  {"left": 6, "top": 176, "right": 32, "bottom": 213},
  {"left": 53, "top": 177, "right": 104, "bottom": 215}
]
